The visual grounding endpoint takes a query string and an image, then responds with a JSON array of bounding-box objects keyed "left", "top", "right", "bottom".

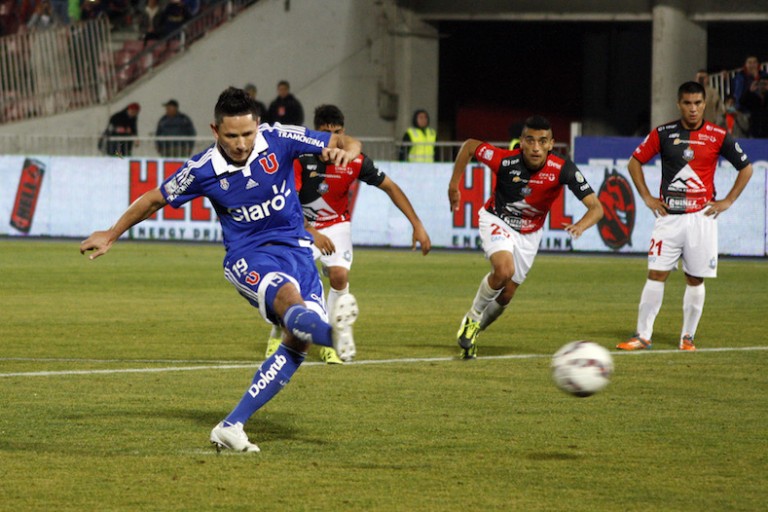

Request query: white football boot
[
  {"left": 330, "top": 293, "right": 358, "bottom": 362},
  {"left": 210, "top": 422, "right": 260, "bottom": 453}
]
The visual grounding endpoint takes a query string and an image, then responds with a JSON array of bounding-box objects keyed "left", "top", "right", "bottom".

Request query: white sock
[
  {"left": 479, "top": 300, "right": 507, "bottom": 330},
  {"left": 468, "top": 274, "right": 503, "bottom": 322},
  {"left": 326, "top": 284, "right": 349, "bottom": 316},
  {"left": 681, "top": 283, "right": 705, "bottom": 339},
  {"left": 636, "top": 279, "right": 665, "bottom": 340}
]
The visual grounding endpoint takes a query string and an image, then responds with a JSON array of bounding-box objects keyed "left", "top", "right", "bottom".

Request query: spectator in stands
[
  {"left": 138, "top": 0, "right": 163, "bottom": 43},
  {"left": 155, "top": 98, "right": 197, "bottom": 158},
  {"left": 267, "top": 80, "right": 304, "bottom": 125},
  {"left": 183, "top": 0, "right": 200, "bottom": 17},
  {"left": 244, "top": 83, "right": 268, "bottom": 121},
  {"left": 399, "top": 109, "right": 436, "bottom": 162},
  {"left": 81, "top": 0, "right": 106, "bottom": 21},
  {"left": 159, "top": 0, "right": 190, "bottom": 37},
  {"left": 27, "top": 0, "right": 60, "bottom": 30},
  {"left": 51, "top": 0, "right": 69, "bottom": 23},
  {"left": 102, "top": 102, "right": 140, "bottom": 157},
  {"left": 19, "top": 0, "right": 37, "bottom": 27},
  {"left": 718, "top": 94, "right": 750, "bottom": 138},
  {"left": 695, "top": 69, "right": 724, "bottom": 125},
  {"left": 105, "top": 0, "right": 131, "bottom": 29},
  {"left": 0, "top": 0, "right": 20, "bottom": 37},
  {"left": 731, "top": 55, "right": 768, "bottom": 137}
]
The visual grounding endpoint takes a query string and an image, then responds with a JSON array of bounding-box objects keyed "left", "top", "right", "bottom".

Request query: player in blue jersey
[{"left": 80, "top": 87, "right": 362, "bottom": 453}]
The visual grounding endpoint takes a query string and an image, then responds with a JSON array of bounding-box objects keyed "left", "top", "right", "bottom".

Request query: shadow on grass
[{"left": 0, "top": 409, "right": 329, "bottom": 455}]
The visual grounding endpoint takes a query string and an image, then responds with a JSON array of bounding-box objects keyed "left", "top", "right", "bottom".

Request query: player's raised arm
[
  {"left": 80, "top": 188, "right": 167, "bottom": 260},
  {"left": 448, "top": 138, "right": 483, "bottom": 212}
]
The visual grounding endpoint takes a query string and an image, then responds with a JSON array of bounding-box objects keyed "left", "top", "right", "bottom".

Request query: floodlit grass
[{"left": 0, "top": 239, "right": 766, "bottom": 511}]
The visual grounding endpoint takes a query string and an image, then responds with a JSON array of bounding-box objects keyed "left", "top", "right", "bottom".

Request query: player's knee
[
  {"left": 490, "top": 266, "right": 514, "bottom": 285},
  {"left": 327, "top": 267, "right": 349, "bottom": 290},
  {"left": 684, "top": 273, "right": 704, "bottom": 286},
  {"left": 647, "top": 270, "right": 670, "bottom": 282}
]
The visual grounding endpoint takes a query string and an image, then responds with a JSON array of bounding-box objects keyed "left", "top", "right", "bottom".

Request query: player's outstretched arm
[
  {"left": 80, "top": 188, "right": 168, "bottom": 260},
  {"left": 563, "top": 193, "right": 604, "bottom": 239},
  {"left": 705, "top": 163, "right": 753, "bottom": 218},
  {"left": 628, "top": 156, "right": 667, "bottom": 217},
  {"left": 448, "top": 138, "right": 483, "bottom": 212},
  {"left": 378, "top": 176, "right": 431, "bottom": 255}
]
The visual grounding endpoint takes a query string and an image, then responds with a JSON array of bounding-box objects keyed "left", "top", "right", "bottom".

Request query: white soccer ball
[{"left": 551, "top": 341, "right": 614, "bottom": 397}]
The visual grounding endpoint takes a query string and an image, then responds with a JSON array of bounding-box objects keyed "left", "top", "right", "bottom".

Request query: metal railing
[
  {"left": 707, "top": 63, "right": 768, "bottom": 101},
  {"left": 0, "top": 133, "right": 569, "bottom": 161},
  {"left": 0, "top": 0, "right": 258, "bottom": 125},
  {"left": 0, "top": 17, "right": 115, "bottom": 124},
  {"left": 114, "top": 0, "right": 258, "bottom": 90}
]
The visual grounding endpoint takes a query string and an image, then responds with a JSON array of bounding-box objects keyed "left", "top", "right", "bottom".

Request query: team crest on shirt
[
  {"left": 219, "top": 178, "right": 230, "bottom": 190},
  {"left": 683, "top": 148, "right": 694, "bottom": 161},
  {"left": 318, "top": 182, "right": 329, "bottom": 194}
]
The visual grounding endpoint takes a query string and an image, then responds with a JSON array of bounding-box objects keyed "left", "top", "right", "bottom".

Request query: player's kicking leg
[{"left": 212, "top": 267, "right": 358, "bottom": 452}]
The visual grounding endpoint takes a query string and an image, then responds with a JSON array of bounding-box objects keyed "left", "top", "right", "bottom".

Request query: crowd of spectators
[{"left": 0, "top": 0, "right": 211, "bottom": 37}]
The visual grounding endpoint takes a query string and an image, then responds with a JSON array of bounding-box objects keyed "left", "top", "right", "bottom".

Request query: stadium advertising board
[
  {"left": 351, "top": 161, "right": 766, "bottom": 256},
  {"left": 0, "top": 149, "right": 765, "bottom": 256}
]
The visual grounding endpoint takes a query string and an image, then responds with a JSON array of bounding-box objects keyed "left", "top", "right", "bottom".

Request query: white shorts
[
  {"left": 311, "top": 221, "right": 353, "bottom": 270},
  {"left": 478, "top": 209, "right": 543, "bottom": 284},
  {"left": 647, "top": 210, "right": 718, "bottom": 278}
]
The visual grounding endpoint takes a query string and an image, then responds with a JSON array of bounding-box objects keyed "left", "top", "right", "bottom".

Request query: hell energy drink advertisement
[{"left": 10, "top": 158, "right": 46, "bottom": 233}]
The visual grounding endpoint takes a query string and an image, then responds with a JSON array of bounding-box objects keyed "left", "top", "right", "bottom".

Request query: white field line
[{"left": 1, "top": 346, "right": 767, "bottom": 378}]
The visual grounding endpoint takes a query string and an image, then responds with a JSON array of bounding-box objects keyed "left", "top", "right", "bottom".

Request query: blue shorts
[{"left": 223, "top": 244, "right": 326, "bottom": 325}]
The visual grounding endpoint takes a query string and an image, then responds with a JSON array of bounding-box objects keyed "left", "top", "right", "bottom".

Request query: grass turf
[{"left": 0, "top": 239, "right": 766, "bottom": 511}]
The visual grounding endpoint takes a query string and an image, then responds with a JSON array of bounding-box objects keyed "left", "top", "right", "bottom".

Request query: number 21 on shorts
[{"left": 648, "top": 238, "right": 663, "bottom": 256}]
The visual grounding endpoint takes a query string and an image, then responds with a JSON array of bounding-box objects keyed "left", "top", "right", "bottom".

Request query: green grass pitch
[{"left": 0, "top": 239, "right": 766, "bottom": 511}]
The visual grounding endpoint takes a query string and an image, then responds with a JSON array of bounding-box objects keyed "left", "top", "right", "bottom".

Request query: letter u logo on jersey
[{"left": 258, "top": 153, "right": 279, "bottom": 174}]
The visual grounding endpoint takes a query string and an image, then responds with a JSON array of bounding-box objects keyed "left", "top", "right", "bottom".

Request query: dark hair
[
  {"left": 678, "top": 81, "right": 706, "bottom": 100},
  {"left": 411, "top": 109, "right": 429, "bottom": 126},
  {"left": 214, "top": 87, "right": 260, "bottom": 126},
  {"left": 523, "top": 115, "right": 551, "bottom": 132},
  {"left": 314, "top": 104, "right": 344, "bottom": 129},
  {"left": 278, "top": 80, "right": 290, "bottom": 89}
]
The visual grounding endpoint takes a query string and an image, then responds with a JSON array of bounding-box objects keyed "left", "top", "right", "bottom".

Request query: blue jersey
[{"left": 160, "top": 124, "right": 332, "bottom": 254}]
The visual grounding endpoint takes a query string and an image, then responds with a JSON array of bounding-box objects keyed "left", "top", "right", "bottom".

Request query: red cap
[{"left": 127, "top": 102, "right": 140, "bottom": 111}]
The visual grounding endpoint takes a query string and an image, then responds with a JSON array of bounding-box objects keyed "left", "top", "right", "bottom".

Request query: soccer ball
[{"left": 551, "top": 341, "right": 614, "bottom": 397}]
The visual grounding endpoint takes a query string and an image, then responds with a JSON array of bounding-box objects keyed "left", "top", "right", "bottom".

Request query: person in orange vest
[{"left": 400, "top": 109, "right": 436, "bottom": 162}]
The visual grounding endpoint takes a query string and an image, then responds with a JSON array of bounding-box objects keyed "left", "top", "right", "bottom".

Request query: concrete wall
[{"left": 0, "top": 0, "right": 439, "bottom": 141}]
